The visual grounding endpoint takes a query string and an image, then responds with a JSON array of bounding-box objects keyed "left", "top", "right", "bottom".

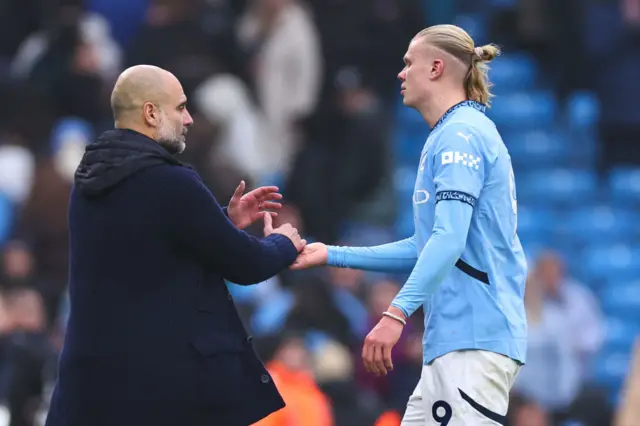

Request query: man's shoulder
[
  {"left": 137, "top": 164, "right": 204, "bottom": 190},
  {"left": 435, "top": 117, "right": 502, "bottom": 162}
]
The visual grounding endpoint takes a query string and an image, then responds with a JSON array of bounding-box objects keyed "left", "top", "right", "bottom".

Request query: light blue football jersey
[{"left": 398, "top": 100, "right": 528, "bottom": 365}]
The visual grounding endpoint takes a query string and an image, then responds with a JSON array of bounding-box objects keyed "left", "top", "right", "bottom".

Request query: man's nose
[{"left": 184, "top": 110, "right": 194, "bottom": 127}]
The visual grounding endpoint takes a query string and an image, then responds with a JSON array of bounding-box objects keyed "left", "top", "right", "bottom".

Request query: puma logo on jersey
[{"left": 457, "top": 132, "right": 472, "bottom": 143}]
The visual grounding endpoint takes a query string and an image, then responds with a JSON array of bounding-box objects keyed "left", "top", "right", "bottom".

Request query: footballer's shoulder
[{"left": 435, "top": 120, "right": 500, "bottom": 162}]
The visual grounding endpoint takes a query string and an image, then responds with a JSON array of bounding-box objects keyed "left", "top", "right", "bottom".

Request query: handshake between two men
[
  {"left": 226, "top": 179, "right": 327, "bottom": 270},
  {"left": 228, "top": 181, "right": 402, "bottom": 378},
  {"left": 262, "top": 212, "right": 327, "bottom": 270}
]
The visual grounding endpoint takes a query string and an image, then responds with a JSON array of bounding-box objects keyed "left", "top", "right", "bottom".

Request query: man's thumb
[{"left": 263, "top": 211, "right": 273, "bottom": 234}]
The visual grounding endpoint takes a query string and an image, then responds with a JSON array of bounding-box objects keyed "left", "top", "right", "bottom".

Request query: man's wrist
[
  {"left": 382, "top": 305, "right": 408, "bottom": 326},
  {"left": 387, "top": 305, "right": 408, "bottom": 320}
]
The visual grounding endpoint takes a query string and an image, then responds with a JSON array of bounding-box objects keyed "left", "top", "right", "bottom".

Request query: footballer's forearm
[
  {"left": 391, "top": 201, "right": 472, "bottom": 318},
  {"left": 327, "top": 236, "right": 418, "bottom": 273}
]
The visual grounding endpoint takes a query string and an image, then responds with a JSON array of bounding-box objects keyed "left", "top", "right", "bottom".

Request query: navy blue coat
[{"left": 45, "top": 129, "right": 298, "bottom": 426}]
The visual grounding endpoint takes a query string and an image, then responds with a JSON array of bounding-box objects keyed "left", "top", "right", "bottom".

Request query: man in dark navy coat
[{"left": 45, "top": 65, "right": 306, "bottom": 426}]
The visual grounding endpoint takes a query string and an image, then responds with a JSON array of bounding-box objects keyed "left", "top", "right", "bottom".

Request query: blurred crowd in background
[{"left": 0, "top": 0, "right": 639, "bottom": 425}]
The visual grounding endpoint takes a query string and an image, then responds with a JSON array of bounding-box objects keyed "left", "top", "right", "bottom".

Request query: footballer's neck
[{"left": 419, "top": 91, "right": 467, "bottom": 129}]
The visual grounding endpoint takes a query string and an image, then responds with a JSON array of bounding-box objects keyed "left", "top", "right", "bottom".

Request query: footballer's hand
[
  {"left": 362, "top": 311, "right": 405, "bottom": 376},
  {"left": 290, "top": 243, "right": 328, "bottom": 270},
  {"left": 263, "top": 213, "right": 306, "bottom": 252}
]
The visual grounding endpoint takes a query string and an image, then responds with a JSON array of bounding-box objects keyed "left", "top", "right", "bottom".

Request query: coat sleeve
[{"left": 160, "top": 167, "right": 298, "bottom": 284}]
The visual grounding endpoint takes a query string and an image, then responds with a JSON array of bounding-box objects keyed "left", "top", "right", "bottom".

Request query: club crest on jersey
[
  {"left": 413, "top": 189, "right": 430, "bottom": 204},
  {"left": 441, "top": 151, "right": 481, "bottom": 170}
]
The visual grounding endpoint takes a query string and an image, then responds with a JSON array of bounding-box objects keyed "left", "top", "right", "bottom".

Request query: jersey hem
[{"left": 422, "top": 339, "right": 527, "bottom": 366}]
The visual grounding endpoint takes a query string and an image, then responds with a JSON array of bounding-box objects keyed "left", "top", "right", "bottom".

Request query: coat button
[
  {"left": 227, "top": 292, "right": 232, "bottom": 300},
  {"left": 246, "top": 335, "right": 253, "bottom": 343},
  {"left": 261, "top": 374, "right": 270, "bottom": 384}
]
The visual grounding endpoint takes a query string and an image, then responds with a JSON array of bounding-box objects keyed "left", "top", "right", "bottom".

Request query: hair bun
[{"left": 474, "top": 44, "right": 501, "bottom": 62}]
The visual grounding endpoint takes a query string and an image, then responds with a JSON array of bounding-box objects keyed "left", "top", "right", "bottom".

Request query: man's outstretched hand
[
  {"left": 290, "top": 242, "right": 328, "bottom": 270},
  {"left": 227, "top": 181, "right": 282, "bottom": 229}
]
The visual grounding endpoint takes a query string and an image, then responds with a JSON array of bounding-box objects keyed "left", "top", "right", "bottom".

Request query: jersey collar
[{"left": 431, "top": 100, "right": 487, "bottom": 132}]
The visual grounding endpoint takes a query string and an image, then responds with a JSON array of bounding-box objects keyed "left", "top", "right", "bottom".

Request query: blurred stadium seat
[
  {"left": 516, "top": 169, "right": 598, "bottom": 207},
  {"left": 0, "top": 193, "right": 13, "bottom": 247},
  {"left": 560, "top": 206, "right": 640, "bottom": 244},
  {"left": 601, "top": 280, "right": 640, "bottom": 322},
  {"left": 581, "top": 244, "right": 640, "bottom": 281},
  {"left": 609, "top": 167, "right": 640, "bottom": 205},
  {"left": 566, "top": 91, "right": 600, "bottom": 130},
  {"left": 488, "top": 53, "right": 537, "bottom": 92},
  {"left": 488, "top": 91, "right": 558, "bottom": 129},
  {"left": 506, "top": 130, "right": 571, "bottom": 169}
]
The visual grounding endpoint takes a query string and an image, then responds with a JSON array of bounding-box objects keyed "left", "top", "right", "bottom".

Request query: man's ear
[
  {"left": 143, "top": 102, "right": 158, "bottom": 127},
  {"left": 430, "top": 59, "right": 444, "bottom": 80}
]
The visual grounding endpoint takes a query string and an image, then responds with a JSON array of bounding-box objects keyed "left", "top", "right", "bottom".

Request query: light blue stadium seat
[
  {"left": 560, "top": 206, "right": 639, "bottom": 244},
  {"left": 395, "top": 208, "right": 414, "bottom": 239},
  {"left": 517, "top": 205, "right": 556, "bottom": 234},
  {"left": 516, "top": 207, "right": 557, "bottom": 258},
  {"left": 609, "top": 167, "right": 640, "bottom": 205},
  {"left": 452, "top": 14, "right": 488, "bottom": 42},
  {"left": 516, "top": 169, "right": 597, "bottom": 207},
  {"left": 395, "top": 129, "right": 427, "bottom": 165},
  {"left": 601, "top": 280, "right": 640, "bottom": 321},
  {"left": 601, "top": 318, "right": 639, "bottom": 352},
  {"left": 396, "top": 102, "right": 429, "bottom": 129},
  {"left": 0, "top": 193, "right": 13, "bottom": 247},
  {"left": 506, "top": 130, "right": 571, "bottom": 168},
  {"left": 488, "top": 91, "right": 558, "bottom": 129},
  {"left": 567, "top": 91, "right": 600, "bottom": 129},
  {"left": 591, "top": 349, "right": 631, "bottom": 394},
  {"left": 582, "top": 244, "right": 640, "bottom": 280},
  {"left": 395, "top": 166, "right": 417, "bottom": 196},
  {"left": 487, "top": 53, "right": 537, "bottom": 91}
]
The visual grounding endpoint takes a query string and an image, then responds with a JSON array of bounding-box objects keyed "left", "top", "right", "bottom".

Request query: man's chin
[{"left": 159, "top": 139, "right": 186, "bottom": 155}]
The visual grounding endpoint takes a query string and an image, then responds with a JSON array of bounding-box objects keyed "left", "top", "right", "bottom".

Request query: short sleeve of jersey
[{"left": 431, "top": 123, "right": 486, "bottom": 208}]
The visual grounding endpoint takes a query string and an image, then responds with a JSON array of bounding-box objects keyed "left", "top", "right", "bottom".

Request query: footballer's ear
[{"left": 430, "top": 59, "right": 445, "bottom": 80}]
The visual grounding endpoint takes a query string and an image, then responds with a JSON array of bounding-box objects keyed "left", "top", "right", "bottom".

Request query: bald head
[
  {"left": 110, "top": 65, "right": 193, "bottom": 153},
  {"left": 111, "top": 65, "right": 173, "bottom": 123}
]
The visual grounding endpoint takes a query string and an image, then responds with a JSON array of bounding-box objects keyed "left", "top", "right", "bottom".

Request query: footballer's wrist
[{"left": 383, "top": 305, "right": 408, "bottom": 326}]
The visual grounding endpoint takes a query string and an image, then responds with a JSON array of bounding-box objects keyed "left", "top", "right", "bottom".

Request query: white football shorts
[{"left": 401, "top": 350, "right": 520, "bottom": 425}]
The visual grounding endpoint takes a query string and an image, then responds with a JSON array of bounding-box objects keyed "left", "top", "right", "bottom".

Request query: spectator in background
[
  {"left": 283, "top": 275, "right": 355, "bottom": 349},
  {"left": 535, "top": 251, "right": 604, "bottom": 375},
  {"left": 13, "top": 119, "right": 94, "bottom": 326},
  {"left": 584, "top": 0, "right": 640, "bottom": 171},
  {"left": 12, "top": 1, "right": 117, "bottom": 127},
  {"left": 507, "top": 393, "right": 551, "bottom": 426},
  {"left": 514, "top": 274, "right": 581, "bottom": 415},
  {"left": 195, "top": 73, "right": 273, "bottom": 185},
  {"left": 326, "top": 266, "right": 369, "bottom": 339},
  {"left": 10, "top": 0, "right": 122, "bottom": 85},
  {"left": 515, "top": 254, "right": 609, "bottom": 424},
  {"left": 1, "top": 242, "right": 35, "bottom": 288},
  {"left": 1, "top": 241, "right": 61, "bottom": 329},
  {"left": 3, "top": 287, "right": 56, "bottom": 426},
  {"left": 0, "top": 142, "right": 35, "bottom": 207},
  {"left": 285, "top": 68, "right": 392, "bottom": 243},
  {"left": 237, "top": 0, "right": 322, "bottom": 181},
  {"left": 125, "top": 0, "right": 233, "bottom": 101},
  {"left": 254, "top": 333, "right": 334, "bottom": 426}
]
